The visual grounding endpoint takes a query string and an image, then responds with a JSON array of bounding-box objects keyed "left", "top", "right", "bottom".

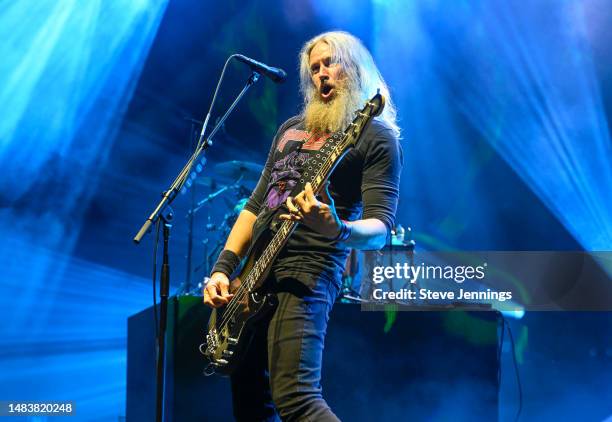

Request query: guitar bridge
[{"left": 204, "top": 328, "right": 219, "bottom": 356}]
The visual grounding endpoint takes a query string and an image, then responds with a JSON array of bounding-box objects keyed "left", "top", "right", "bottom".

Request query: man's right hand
[{"left": 203, "top": 272, "right": 234, "bottom": 308}]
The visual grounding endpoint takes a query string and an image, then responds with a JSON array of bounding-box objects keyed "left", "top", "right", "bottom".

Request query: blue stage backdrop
[{"left": 1, "top": 0, "right": 610, "bottom": 420}]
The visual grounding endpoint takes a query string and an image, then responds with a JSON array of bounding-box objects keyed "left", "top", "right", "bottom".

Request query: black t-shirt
[{"left": 244, "top": 116, "right": 403, "bottom": 289}]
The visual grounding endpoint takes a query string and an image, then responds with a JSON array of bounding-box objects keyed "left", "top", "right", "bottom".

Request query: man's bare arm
[
  {"left": 343, "top": 218, "right": 387, "bottom": 250},
  {"left": 223, "top": 209, "right": 257, "bottom": 257}
]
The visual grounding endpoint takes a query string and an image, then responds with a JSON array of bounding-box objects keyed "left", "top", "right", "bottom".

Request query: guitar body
[
  {"left": 201, "top": 92, "right": 385, "bottom": 376},
  {"left": 203, "top": 226, "right": 278, "bottom": 376}
]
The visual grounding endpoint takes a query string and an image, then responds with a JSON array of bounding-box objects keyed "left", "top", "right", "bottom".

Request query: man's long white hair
[{"left": 298, "top": 31, "right": 400, "bottom": 138}]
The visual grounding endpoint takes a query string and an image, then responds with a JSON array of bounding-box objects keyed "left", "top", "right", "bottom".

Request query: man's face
[{"left": 309, "top": 41, "right": 344, "bottom": 103}]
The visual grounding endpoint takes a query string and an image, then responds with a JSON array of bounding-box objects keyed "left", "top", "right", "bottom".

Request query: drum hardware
[
  {"left": 213, "top": 160, "right": 263, "bottom": 182},
  {"left": 187, "top": 175, "right": 246, "bottom": 217},
  {"left": 338, "top": 224, "right": 416, "bottom": 303},
  {"left": 193, "top": 176, "right": 217, "bottom": 188},
  {"left": 179, "top": 160, "right": 260, "bottom": 290},
  {"left": 190, "top": 195, "right": 249, "bottom": 283},
  {"left": 185, "top": 159, "right": 262, "bottom": 217},
  {"left": 179, "top": 162, "right": 252, "bottom": 296}
]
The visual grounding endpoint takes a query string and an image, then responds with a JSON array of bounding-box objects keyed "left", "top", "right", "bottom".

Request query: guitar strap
[
  {"left": 286, "top": 130, "right": 342, "bottom": 198},
  {"left": 254, "top": 130, "right": 342, "bottom": 238}
]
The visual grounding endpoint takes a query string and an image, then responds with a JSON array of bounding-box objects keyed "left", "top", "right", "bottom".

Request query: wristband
[
  {"left": 333, "top": 220, "right": 352, "bottom": 242},
  {"left": 211, "top": 249, "right": 241, "bottom": 278}
]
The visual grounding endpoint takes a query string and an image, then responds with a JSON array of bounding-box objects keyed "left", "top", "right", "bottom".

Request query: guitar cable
[
  {"left": 500, "top": 315, "right": 523, "bottom": 422},
  {"left": 152, "top": 219, "right": 161, "bottom": 342}
]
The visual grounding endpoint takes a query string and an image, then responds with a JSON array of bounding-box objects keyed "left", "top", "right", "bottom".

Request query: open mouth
[{"left": 320, "top": 84, "right": 334, "bottom": 100}]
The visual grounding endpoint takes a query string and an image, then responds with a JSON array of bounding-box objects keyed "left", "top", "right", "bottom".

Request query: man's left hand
[{"left": 279, "top": 182, "right": 342, "bottom": 239}]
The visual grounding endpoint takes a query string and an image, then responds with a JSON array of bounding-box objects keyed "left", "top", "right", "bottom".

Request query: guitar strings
[
  {"left": 216, "top": 139, "right": 346, "bottom": 331},
  {"left": 217, "top": 216, "right": 295, "bottom": 324},
  {"left": 217, "top": 143, "right": 341, "bottom": 330},
  {"left": 217, "top": 133, "right": 347, "bottom": 324},
  {"left": 216, "top": 132, "right": 337, "bottom": 324},
  {"left": 216, "top": 219, "right": 295, "bottom": 329},
  {"left": 212, "top": 131, "right": 319, "bottom": 325}
]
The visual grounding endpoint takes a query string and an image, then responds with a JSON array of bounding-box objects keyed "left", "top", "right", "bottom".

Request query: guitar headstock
[
  {"left": 366, "top": 92, "right": 385, "bottom": 117},
  {"left": 343, "top": 91, "right": 386, "bottom": 147}
]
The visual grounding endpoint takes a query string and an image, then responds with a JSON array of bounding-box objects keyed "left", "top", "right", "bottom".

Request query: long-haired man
[{"left": 204, "top": 31, "right": 403, "bottom": 421}]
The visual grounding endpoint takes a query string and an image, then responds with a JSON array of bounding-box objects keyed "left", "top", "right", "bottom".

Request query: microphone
[{"left": 234, "top": 54, "right": 287, "bottom": 83}]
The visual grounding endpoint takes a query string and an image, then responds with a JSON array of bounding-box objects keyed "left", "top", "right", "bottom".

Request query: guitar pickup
[
  {"left": 227, "top": 337, "right": 238, "bottom": 345},
  {"left": 223, "top": 350, "right": 234, "bottom": 358}
]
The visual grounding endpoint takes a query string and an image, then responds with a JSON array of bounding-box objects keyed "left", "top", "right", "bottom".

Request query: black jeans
[{"left": 230, "top": 276, "right": 341, "bottom": 422}]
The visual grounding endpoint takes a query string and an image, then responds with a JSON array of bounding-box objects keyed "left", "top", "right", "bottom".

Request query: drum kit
[{"left": 178, "top": 160, "right": 263, "bottom": 296}]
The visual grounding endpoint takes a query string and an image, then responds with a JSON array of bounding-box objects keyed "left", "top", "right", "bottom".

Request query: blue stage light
[
  {"left": 371, "top": 0, "right": 612, "bottom": 252},
  {"left": 0, "top": 0, "right": 169, "bottom": 418}
]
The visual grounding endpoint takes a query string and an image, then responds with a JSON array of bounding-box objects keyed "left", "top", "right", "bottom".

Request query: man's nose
[{"left": 319, "top": 65, "right": 330, "bottom": 78}]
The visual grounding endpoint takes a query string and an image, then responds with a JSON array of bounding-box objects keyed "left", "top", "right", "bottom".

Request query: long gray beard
[{"left": 303, "top": 88, "right": 362, "bottom": 134}]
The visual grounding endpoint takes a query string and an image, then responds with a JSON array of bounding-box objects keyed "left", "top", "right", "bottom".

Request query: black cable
[
  {"left": 195, "top": 55, "right": 236, "bottom": 151},
  {"left": 152, "top": 218, "right": 161, "bottom": 341},
  {"left": 502, "top": 316, "right": 523, "bottom": 422},
  {"left": 497, "top": 313, "right": 505, "bottom": 390},
  {"left": 168, "top": 55, "right": 237, "bottom": 195}
]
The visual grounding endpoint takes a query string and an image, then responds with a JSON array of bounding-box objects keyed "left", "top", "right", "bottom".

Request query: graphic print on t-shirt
[{"left": 264, "top": 128, "right": 330, "bottom": 209}]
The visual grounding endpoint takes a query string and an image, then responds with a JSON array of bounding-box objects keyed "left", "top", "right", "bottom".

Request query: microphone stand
[{"left": 132, "top": 70, "right": 261, "bottom": 422}]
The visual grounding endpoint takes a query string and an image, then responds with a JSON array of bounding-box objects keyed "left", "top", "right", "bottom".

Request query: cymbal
[
  {"left": 194, "top": 176, "right": 219, "bottom": 188},
  {"left": 193, "top": 175, "right": 257, "bottom": 191},
  {"left": 213, "top": 160, "right": 263, "bottom": 182}
]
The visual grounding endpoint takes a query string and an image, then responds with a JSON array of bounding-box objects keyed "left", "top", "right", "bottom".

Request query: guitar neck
[{"left": 244, "top": 218, "right": 296, "bottom": 289}]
